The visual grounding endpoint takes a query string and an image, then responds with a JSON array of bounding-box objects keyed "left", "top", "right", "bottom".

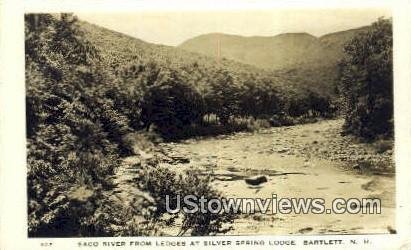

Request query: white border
[
  {"left": 23, "top": 0, "right": 392, "bottom": 12},
  {"left": 1, "top": 0, "right": 410, "bottom": 249}
]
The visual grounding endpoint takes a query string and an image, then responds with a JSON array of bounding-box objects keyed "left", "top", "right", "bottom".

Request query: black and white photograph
[
  {"left": 1, "top": 0, "right": 411, "bottom": 249},
  {"left": 24, "top": 8, "right": 396, "bottom": 237}
]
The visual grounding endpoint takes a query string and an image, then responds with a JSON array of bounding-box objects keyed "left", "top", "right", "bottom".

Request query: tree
[
  {"left": 140, "top": 69, "right": 205, "bottom": 138},
  {"left": 26, "top": 13, "right": 129, "bottom": 236},
  {"left": 239, "top": 77, "right": 283, "bottom": 119},
  {"left": 339, "top": 18, "right": 393, "bottom": 139},
  {"left": 207, "top": 70, "right": 241, "bottom": 125}
]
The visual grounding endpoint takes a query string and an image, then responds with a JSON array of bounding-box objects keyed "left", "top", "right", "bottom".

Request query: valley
[{"left": 25, "top": 13, "right": 394, "bottom": 237}]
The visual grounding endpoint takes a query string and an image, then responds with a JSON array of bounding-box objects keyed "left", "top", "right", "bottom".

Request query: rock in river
[
  {"left": 245, "top": 175, "right": 268, "bottom": 186},
  {"left": 277, "top": 147, "right": 289, "bottom": 153}
]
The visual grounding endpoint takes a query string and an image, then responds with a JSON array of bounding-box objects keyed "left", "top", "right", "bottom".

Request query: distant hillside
[
  {"left": 77, "top": 20, "right": 370, "bottom": 98},
  {"left": 319, "top": 26, "right": 370, "bottom": 53},
  {"left": 179, "top": 28, "right": 369, "bottom": 71},
  {"left": 179, "top": 32, "right": 322, "bottom": 70},
  {"left": 78, "top": 21, "right": 266, "bottom": 77},
  {"left": 178, "top": 27, "right": 369, "bottom": 97}
]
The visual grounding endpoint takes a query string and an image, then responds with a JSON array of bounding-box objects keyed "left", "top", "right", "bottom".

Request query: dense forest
[{"left": 26, "top": 13, "right": 393, "bottom": 236}]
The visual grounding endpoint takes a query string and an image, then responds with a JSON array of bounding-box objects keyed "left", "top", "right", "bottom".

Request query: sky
[{"left": 77, "top": 9, "right": 390, "bottom": 46}]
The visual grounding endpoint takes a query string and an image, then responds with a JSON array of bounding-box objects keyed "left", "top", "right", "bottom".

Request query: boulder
[{"left": 245, "top": 175, "right": 268, "bottom": 186}]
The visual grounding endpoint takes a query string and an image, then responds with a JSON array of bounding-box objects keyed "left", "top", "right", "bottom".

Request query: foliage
[
  {"left": 135, "top": 166, "right": 236, "bottom": 236},
  {"left": 140, "top": 68, "right": 205, "bottom": 137},
  {"left": 26, "top": 13, "right": 131, "bottom": 236},
  {"left": 338, "top": 18, "right": 393, "bottom": 139},
  {"left": 79, "top": 19, "right": 339, "bottom": 131},
  {"left": 27, "top": 13, "right": 387, "bottom": 237},
  {"left": 26, "top": 13, "right": 235, "bottom": 236}
]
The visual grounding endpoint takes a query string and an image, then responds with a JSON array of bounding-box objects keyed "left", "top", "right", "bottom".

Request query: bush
[
  {"left": 269, "top": 113, "right": 294, "bottom": 127},
  {"left": 135, "top": 166, "right": 236, "bottom": 236},
  {"left": 372, "top": 138, "right": 393, "bottom": 154}
]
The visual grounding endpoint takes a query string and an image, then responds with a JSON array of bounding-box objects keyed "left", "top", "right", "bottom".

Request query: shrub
[
  {"left": 373, "top": 138, "right": 393, "bottom": 154},
  {"left": 135, "top": 166, "right": 236, "bottom": 236}
]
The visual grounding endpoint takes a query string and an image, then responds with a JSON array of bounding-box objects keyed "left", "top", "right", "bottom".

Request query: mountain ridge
[
  {"left": 178, "top": 26, "right": 370, "bottom": 70},
  {"left": 77, "top": 18, "right": 371, "bottom": 98}
]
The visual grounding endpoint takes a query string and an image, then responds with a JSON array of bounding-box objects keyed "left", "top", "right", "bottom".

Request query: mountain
[
  {"left": 178, "top": 27, "right": 370, "bottom": 97},
  {"left": 77, "top": 21, "right": 266, "bottom": 77},
  {"left": 319, "top": 26, "right": 370, "bottom": 53},
  {"left": 178, "top": 28, "right": 370, "bottom": 71},
  {"left": 77, "top": 19, "right": 370, "bottom": 97},
  {"left": 179, "top": 32, "right": 323, "bottom": 70}
]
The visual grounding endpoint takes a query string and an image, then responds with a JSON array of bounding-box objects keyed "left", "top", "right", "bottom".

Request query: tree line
[{"left": 113, "top": 60, "right": 336, "bottom": 139}]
